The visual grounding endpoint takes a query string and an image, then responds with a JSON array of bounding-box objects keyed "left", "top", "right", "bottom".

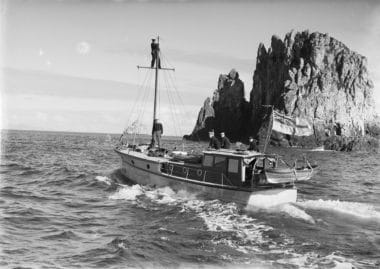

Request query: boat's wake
[
  {"left": 95, "top": 175, "right": 112, "bottom": 186},
  {"left": 99, "top": 177, "right": 369, "bottom": 268},
  {"left": 296, "top": 199, "right": 380, "bottom": 221},
  {"left": 273, "top": 203, "right": 316, "bottom": 224}
]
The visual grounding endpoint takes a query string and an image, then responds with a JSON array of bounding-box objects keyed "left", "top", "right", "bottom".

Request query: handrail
[{"left": 162, "top": 163, "right": 235, "bottom": 187}]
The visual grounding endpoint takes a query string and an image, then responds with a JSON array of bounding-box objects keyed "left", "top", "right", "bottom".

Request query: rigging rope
[
  {"left": 162, "top": 55, "right": 195, "bottom": 135},
  {"left": 124, "top": 69, "right": 151, "bottom": 131},
  {"left": 123, "top": 43, "right": 195, "bottom": 148},
  {"left": 161, "top": 53, "right": 193, "bottom": 138},
  {"left": 163, "top": 71, "right": 181, "bottom": 137},
  {"left": 136, "top": 71, "right": 154, "bottom": 129}
]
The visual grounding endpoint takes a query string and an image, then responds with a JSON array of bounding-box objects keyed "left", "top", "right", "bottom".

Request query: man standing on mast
[{"left": 150, "top": 39, "right": 161, "bottom": 68}]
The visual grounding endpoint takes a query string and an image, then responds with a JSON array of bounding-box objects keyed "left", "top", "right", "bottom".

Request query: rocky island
[{"left": 186, "top": 30, "right": 379, "bottom": 151}]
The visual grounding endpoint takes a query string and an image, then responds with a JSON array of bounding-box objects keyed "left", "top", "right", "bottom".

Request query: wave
[
  {"left": 95, "top": 175, "right": 112, "bottom": 186},
  {"left": 274, "top": 204, "right": 316, "bottom": 224},
  {"left": 297, "top": 199, "right": 380, "bottom": 221},
  {"left": 108, "top": 184, "right": 290, "bottom": 263},
  {"left": 108, "top": 184, "right": 359, "bottom": 268},
  {"left": 109, "top": 184, "right": 144, "bottom": 201},
  {"left": 42, "top": 230, "right": 81, "bottom": 240}
]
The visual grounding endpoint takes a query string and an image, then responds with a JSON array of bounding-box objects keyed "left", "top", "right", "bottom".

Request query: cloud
[
  {"left": 36, "top": 111, "right": 48, "bottom": 122},
  {"left": 76, "top": 41, "right": 91, "bottom": 55},
  {"left": 2, "top": 68, "right": 206, "bottom": 106},
  {"left": 45, "top": 60, "right": 52, "bottom": 68}
]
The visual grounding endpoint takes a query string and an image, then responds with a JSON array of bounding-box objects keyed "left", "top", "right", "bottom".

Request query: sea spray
[
  {"left": 95, "top": 175, "right": 112, "bottom": 185},
  {"left": 107, "top": 184, "right": 360, "bottom": 268},
  {"left": 109, "top": 184, "right": 143, "bottom": 200},
  {"left": 297, "top": 199, "right": 380, "bottom": 221},
  {"left": 275, "top": 204, "right": 316, "bottom": 224}
]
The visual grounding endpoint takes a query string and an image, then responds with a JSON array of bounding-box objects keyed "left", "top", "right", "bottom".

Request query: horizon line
[{"left": 0, "top": 128, "right": 185, "bottom": 139}]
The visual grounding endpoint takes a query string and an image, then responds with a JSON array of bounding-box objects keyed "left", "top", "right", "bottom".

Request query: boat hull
[{"left": 117, "top": 150, "right": 297, "bottom": 208}]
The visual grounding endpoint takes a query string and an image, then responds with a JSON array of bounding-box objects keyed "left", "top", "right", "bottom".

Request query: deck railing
[{"left": 161, "top": 163, "right": 235, "bottom": 187}]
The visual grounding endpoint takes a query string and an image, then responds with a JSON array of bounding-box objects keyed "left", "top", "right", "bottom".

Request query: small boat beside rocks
[
  {"left": 115, "top": 37, "right": 317, "bottom": 208},
  {"left": 115, "top": 146, "right": 316, "bottom": 207}
]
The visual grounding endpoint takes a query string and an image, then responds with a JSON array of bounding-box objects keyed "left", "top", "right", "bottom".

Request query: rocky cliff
[
  {"left": 187, "top": 30, "right": 379, "bottom": 150},
  {"left": 186, "top": 69, "right": 250, "bottom": 141}
]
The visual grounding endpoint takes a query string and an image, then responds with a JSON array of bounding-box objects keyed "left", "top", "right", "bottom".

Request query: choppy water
[{"left": 1, "top": 130, "right": 379, "bottom": 268}]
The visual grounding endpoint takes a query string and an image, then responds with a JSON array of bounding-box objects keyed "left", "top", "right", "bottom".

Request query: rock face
[
  {"left": 188, "top": 97, "right": 215, "bottom": 140},
  {"left": 187, "top": 69, "right": 249, "bottom": 141},
  {"left": 188, "top": 30, "right": 378, "bottom": 150},
  {"left": 252, "top": 30, "right": 376, "bottom": 139}
]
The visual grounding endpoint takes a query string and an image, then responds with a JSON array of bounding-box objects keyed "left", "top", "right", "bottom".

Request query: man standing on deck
[
  {"left": 208, "top": 131, "right": 221, "bottom": 150},
  {"left": 248, "top": 136, "right": 259, "bottom": 152},
  {"left": 220, "top": 132, "right": 231, "bottom": 149},
  {"left": 150, "top": 39, "right": 161, "bottom": 68},
  {"left": 151, "top": 119, "right": 163, "bottom": 148}
]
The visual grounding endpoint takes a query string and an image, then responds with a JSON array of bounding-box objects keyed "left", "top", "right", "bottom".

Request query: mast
[
  {"left": 153, "top": 36, "right": 159, "bottom": 122},
  {"left": 137, "top": 36, "right": 175, "bottom": 139}
]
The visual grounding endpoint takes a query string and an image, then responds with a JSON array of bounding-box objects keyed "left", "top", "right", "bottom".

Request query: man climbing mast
[
  {"left": 137, "top": 36, "right": 175, "bottom": 149},
  {"left": 151, "top": 38, "right": 161, "bottom": 68},
  {"left": 151, "top": 119, "right": 163, "bottom": 148}
]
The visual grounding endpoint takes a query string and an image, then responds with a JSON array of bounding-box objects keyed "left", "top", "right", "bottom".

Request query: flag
[{"left": 272, "top": 110, "right": 313, "bottom": 136}]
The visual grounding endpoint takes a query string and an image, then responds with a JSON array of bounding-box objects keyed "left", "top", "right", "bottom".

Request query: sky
[{"left": 1, "top": 0, "right": 380, "bottom": 135}]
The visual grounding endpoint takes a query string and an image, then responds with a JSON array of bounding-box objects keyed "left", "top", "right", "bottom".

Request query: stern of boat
[{"left": 246, "top": 187, "right": 297, "bottom": 209}]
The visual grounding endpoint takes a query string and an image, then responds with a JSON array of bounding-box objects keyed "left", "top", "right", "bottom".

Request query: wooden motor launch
[{"left": 115, "top": 37, "right": 317, "bottom": 208}]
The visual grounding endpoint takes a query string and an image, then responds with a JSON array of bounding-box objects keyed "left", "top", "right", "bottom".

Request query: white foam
[
  {"left": 107, "top": 185, "right": 361, "bottom": 268},
  {"left": 298, "top": 199, "right": 380, "bottom": 221},
  {"left": 95, "top": 175, "right": 111, "bottom": 185},
  {"left": 144, "top": 186, "right": 178, "bottom": 205},
  {"left": 276, "top": 204, "right": 316, "bottom": 224},
  {"left": 115, "top": 184, "right": 274, "bottom": 253},
  {"left": 117, "top": 241, "right": 126, "bottom": 249},
  {"left": 143, "top": 186, "right": 198, "bottom": 205},
  {"left": 109, "top": 184, "right": 143, "bottom": 200},
  {"left": 181, "top": 199, "right": 274, "bottom": 254}
]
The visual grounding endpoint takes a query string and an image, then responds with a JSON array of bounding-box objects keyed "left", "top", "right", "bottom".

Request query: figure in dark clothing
[
  {"left": 208, "top": 131, "right": 220, "bottom": 150},
  {"left": 150, "top": 39, "right": 161, "bottom": 68},
  {"left": 248, "top": 136, "right": 259, "bottom": 152},
  {"left": 151, "top": 119, "right": 163, "bottom": 148},
  {"left": 220, "top": 132, "right": 231, "bottom": 149}
]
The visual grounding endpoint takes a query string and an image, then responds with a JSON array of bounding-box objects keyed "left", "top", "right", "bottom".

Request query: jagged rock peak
[
  {"left": 187, "top": 69, "right": 249, "bottom": 141},
  {"left": 187, "top": 30, "right": 378, "bottom": 151},
  {"left": 251, "top": 29, "right": 377, "bottom": 138}
]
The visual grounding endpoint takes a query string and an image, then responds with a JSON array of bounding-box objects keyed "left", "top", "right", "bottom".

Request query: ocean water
[{"left": 1, "top": 130, "right": 379, "bottom": 269}]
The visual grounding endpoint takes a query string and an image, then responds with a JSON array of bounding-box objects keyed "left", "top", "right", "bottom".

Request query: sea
[{"left": 1, "top": 130, "right": 379, "bottom": 269}]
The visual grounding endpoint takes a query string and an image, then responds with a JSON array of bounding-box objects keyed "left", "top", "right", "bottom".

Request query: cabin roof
[{"left": 202, "top": 149, "right": 275, "bottom": 159}]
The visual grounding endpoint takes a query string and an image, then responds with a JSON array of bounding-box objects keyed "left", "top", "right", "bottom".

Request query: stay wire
[
  {"left": 124, "top": 69, "right": 151, "bottom": 131},
  {"left": 162, "top": 55, "right": 192, "bottom": 127},
  {"left": 163, "top": 70, "right": 181, "bottom": 137},
  {"left": 136, "top": 71, "right": 154, "bottom": 135}
]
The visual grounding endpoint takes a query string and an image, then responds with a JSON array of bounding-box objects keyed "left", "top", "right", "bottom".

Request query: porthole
[{"left": 147, "top": 164, "right": 150, "bottom": 169}]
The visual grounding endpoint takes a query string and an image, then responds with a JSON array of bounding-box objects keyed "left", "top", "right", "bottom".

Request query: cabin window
[
  {"left": 214, "top": 156, "right": 226, "bottom": 167},
  {"left": 228, "top": 159, "right": 239, "bottom": 173},
  {"left": 203, "top": 155, "right": 214, "bottom": 167}
]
